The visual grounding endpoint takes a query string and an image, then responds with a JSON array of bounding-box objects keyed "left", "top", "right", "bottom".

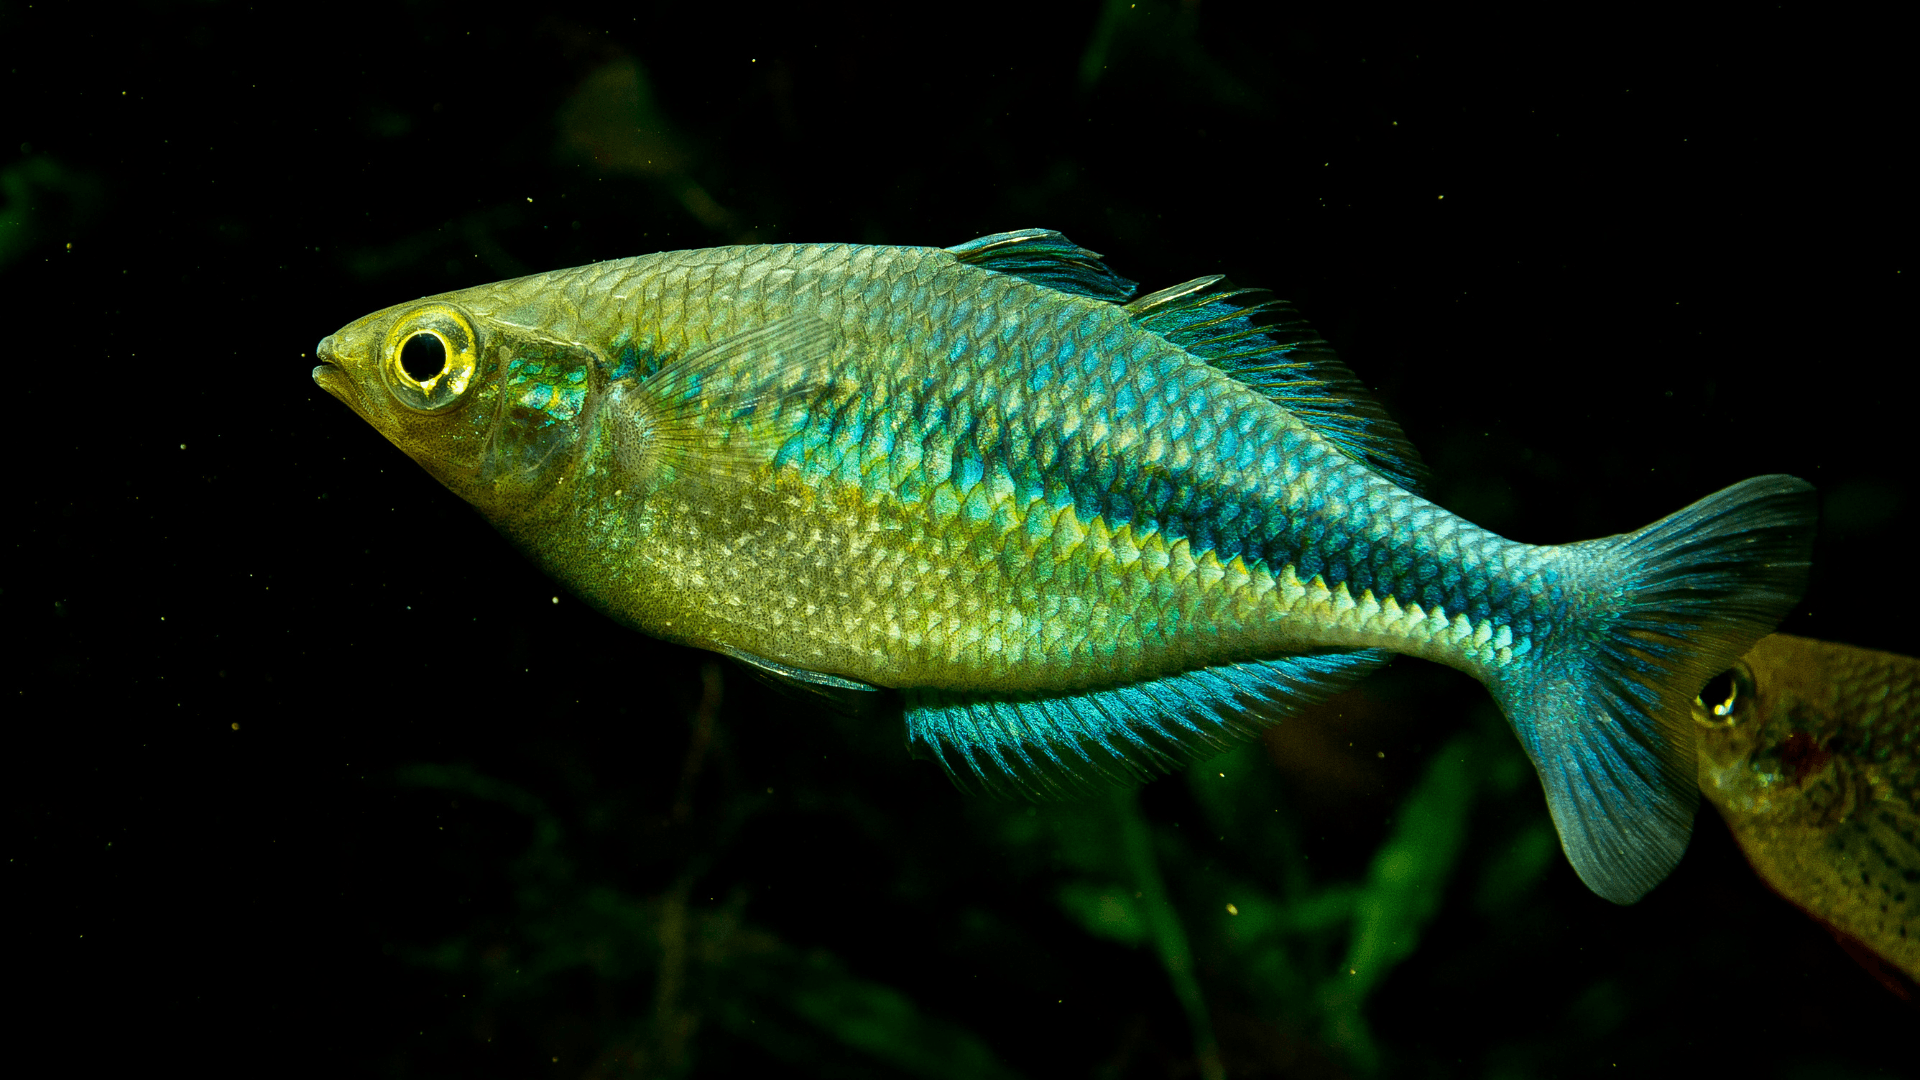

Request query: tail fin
[{"left": 1491, "top": 475, "right": 1816, "bottom": 903}]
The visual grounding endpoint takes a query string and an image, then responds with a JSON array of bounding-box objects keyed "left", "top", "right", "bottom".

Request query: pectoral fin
[{"left": 612, "top": 315, "right": 845, "bottom": 484}]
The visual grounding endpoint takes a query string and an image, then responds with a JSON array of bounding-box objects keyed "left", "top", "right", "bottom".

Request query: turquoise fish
[{"left": 314, "top": 229, "right": 1816, "bottom": 903}]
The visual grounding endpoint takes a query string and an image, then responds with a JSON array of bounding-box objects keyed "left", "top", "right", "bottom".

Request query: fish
[
  {"left": 1694, "top": 633, "right": 1920, "bottom": 985},
  {"left": 314, "top": 228, "right": 1817, "bottom": 904}
]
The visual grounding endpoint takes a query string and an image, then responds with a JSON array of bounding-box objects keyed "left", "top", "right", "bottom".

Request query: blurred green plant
[
  {"left": 397, "top": 759, "right": 1023, "bottom": 1079},
  {"left": 387, "top": 680, "right": 1554, "bottom": 1077}
]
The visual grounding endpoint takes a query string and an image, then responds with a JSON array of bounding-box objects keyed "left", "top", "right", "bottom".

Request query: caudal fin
[{"left": 1492, "top": 475, "right": 1816, "bottom": 904}]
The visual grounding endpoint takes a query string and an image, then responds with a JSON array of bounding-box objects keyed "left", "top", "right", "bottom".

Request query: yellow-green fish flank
[
  {"left": 315, "top": 229, "right": 1817, "bottom": 903},
  {"left": 1695, "top": 634, "right": 1920, "bottom": 981}
]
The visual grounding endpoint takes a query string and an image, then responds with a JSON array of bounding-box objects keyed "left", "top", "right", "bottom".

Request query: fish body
[
  {"left": 316, "top": 230, "right": 1816, "bottom": 903},
  {"left": 1695, "top": 634, "right": 1920, "bottom": 981}
]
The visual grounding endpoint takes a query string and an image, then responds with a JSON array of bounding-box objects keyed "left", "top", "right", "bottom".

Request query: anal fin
[{"left": 905, "top": 650, "right": 1390, "bottom": 798}]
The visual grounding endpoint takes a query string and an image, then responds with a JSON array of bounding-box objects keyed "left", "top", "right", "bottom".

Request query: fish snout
[{"left": 312, "top": 334, "right": 351, "bottom": 393}]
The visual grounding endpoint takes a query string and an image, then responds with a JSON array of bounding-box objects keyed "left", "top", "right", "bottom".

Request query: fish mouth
[{"left": 311, "top": 334, "right": 352, "bottom": 400}]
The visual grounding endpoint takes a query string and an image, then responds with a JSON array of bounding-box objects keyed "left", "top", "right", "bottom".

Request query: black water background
[{"left": 7, "top": 2, "right": 1911, "bottom": 1077}]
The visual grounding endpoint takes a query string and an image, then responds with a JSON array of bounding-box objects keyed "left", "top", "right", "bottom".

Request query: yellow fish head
[{"left": 313, "top": 298, "right": 527, "bottom": 510}]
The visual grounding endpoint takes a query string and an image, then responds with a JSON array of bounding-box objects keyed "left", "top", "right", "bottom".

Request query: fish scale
[
  {"left": 316, "top": 228, "right": 1816, "bottom": 903},
  {"left": 699, "top": 258, "right": 1324, "bottom": 682}
]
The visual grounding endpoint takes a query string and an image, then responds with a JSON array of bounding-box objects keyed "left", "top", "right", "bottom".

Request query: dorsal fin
[
  {"left": 945, "top": 229, "right": 1138, "bottom": 303},
  {"left": 1126, "top": 276, "right": 1429, "bottom": 495}
]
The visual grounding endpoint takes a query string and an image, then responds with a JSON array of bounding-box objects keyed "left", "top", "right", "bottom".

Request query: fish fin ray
[
  {"left": 1493, "top": 475, "right": 1817, "bottom": 903},
  {"left": 1125, "top": 276, "right": 1429, "bottom": 494},
  {"left": 945, "top": 229, "right": 1139, "bottom": 303},
  {"left": 903, "top": 650, "right": 1390, "bottom": 798},
  {"left": 617, "top": 315, "right": 843, "bottom": 483}
]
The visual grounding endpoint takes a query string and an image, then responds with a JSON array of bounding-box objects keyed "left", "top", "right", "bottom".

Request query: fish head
[
  {"left": 314, "top": 293, "right": 608, "bottom": 517},
  {"left": 1692, "top": 656, "right": 1782, "bottom": 815},
  {"left": 1692, "top": 634, "right": 1854, "bottom": 823},
  {"left": 314, "top": 298, "right": 498, "bottom": 487}
]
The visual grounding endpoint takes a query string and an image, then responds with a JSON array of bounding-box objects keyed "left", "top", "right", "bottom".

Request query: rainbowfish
[
  {"left": 314, "top": 229, "right": 1816, "bottom": 903},
  {"left": 1695, "top": 634, "right": 1920, "bottom": 982}
]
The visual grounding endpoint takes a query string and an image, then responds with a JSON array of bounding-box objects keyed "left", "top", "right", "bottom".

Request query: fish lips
[
  {"left": 311, "top": 333, "right": 359, "bottom": 404},
  {"left": 311, "top": 334, "right": 390, "bottom": 435}
]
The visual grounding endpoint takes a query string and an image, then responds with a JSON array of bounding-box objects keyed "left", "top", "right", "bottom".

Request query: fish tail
[{"left": 1490, "top": 475, "right": 1816, "bottom": 903}]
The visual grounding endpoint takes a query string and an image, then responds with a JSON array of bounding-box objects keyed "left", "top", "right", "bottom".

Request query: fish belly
[
  {"left": 612, "top": 370, "right": 1550, "bottom": 695},
  {"left": 529, "top": 245, "right": 1563, "bottom": 694}
]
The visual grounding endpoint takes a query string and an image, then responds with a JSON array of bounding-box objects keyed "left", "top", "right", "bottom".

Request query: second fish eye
[
  {"left": 1695, "top": 662, "right": 1755, "bottom": 724},
  {"left": 400, "top": 331, "right": 449, "bottom": 382}
]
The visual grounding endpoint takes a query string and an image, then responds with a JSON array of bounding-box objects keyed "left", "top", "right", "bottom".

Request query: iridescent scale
[{"left": 564, "top": 244, "right": 1570, "bottom": 694}]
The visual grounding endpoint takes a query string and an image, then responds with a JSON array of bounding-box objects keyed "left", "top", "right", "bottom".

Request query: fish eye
[
  {"left": 1693, "top": 661, "right": 1756, "bottom": 727},
  {"left": 382, "top": 304, "right": 479, "bottom": 413},
  {"left": 399, "top": 332, "right": 449, "bottom": 383}
]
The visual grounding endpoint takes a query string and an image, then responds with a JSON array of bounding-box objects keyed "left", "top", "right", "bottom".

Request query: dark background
[{"left": 7, "top": 1, "right": 1911, "bottom": 1077}]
